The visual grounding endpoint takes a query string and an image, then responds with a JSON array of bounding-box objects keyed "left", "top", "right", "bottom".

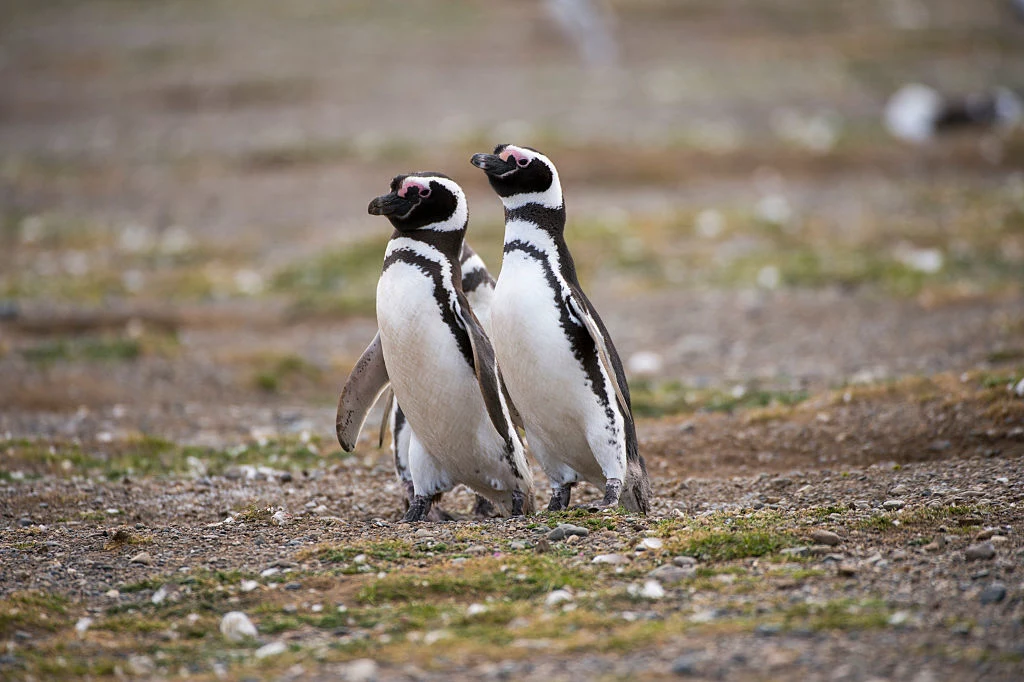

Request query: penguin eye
[
  {"left": 418, "top": 188, "right": 432, "bottom": 198},
  {"left": 516, "top": 157, "right": 530, "bottom": 168}
]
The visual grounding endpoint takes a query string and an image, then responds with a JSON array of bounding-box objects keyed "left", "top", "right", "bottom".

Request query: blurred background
[{"left": 1, "top": 0, "right": 1022, "bottom": 440}]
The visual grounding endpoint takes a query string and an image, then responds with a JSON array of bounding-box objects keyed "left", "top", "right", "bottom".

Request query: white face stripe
[
  {"left": 404, "top": 175, "right": 469, "bottom": 232},
  {"left": 496, "top": 147, "right": 564, "bottom": 211},
  {"left": 461, "top": 253, "right": 487, "bottom": 273}
]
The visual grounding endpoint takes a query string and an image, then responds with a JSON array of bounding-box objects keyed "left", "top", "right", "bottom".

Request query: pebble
[
  {"left": 151, "top": 585, "right": 169, "bottom": 605},
  {"left": 240, "top": 580, "right": 259, "bottom": 593},
  {"left": 466, "top": 603, "right": 488, "bottom": 617},
  {"left": 670, "top": 652, "right": 702, "bottom": 676},
  {"left": 75, "top": 617, "right": 93, "bottom": 637},
  {"left": 636, "top": 537, "right": 663, "bottom": 551},
  {"left": 220, "top": 611, "right": 258, "bottom": 641},
  {"left": 129, "top": 551, "right": 153, "bottom": 566},
  {"left": 809, "top": 530, "right": 841, "bottom": 546},
  {"left": 510, "top": 540, "right": 529, "bottom": 551},
  {"left": 466, "top": 545, "right": 487, "bottom": 554},
  {"left": 979, "top": 583, "right": 1007, "bottom": 605},
  {"left": 975, "top": 528, "right": 997, "bottom": 541},
  {"left": 883, "top": 500, "right": 905, "bottom": 510},
  {"left": 672, "top": 556, "right": 698, "bottom": 568},
  {"left": 837, "top": 561, "right": 859, "bottom": 576},
  {"left": 254, "top": 641, "right": 287, "bottom": 659},
  {"left": 547, "top": 524, "right": 590, "bottom": 541},
  {"left": 341, "top": 659, "right": 380, "bottom": 682},
  {"left": 271, "top": 511, "right": 289, "bottom": 526},
  {"left": 647, "top": 564, "right": 694, "bottom": 584},
  {"left": 780, "top": 546, "right": 809, "bottom": 557},
  {"left": 964, "top": 542, "right": 996, "bottom": 561},
  {"left": 545, "top": 589, "right": 574, "bottom": 607},
  {"left": 633, "top": 580, "right": 665, "bottom": 600},
  {"left": 592, "top": 554, "right": 630, "bottom": 565}
]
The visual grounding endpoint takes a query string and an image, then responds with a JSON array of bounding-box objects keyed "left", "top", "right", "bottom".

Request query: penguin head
[
  {"left": 368, "top": 173, "right": 468, "bottom": 233},
  {"left": 470, "top": 144, "right": 563, "bottom": 209}
]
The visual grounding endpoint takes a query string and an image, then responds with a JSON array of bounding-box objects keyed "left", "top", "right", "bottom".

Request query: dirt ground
[{"left": 1, "top": 1, "right": 1023, "bottom": 680}]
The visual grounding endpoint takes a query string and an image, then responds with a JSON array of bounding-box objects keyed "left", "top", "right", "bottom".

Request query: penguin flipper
[
  {"left": 454, "top": 299, "right": 518, "bottom": 450},
  {"left": 336, "top": 332, "right": 391, "bottom": 452},
  {"left": 566, "top": 289, "right": 630, "bottom": 419},
  {"left": 378, "top": 387, "right": 395, "bottom": 449}
]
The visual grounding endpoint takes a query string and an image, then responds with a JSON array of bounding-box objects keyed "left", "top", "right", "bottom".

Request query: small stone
[
  {"left": 990, "top": 535, "right": 1009, "bottom": 545},
  {"left": 220, "top": 611, "right": 258, "bottom": 641},
  {"left": 341, "top": 659, "right": 379, "bottom": 682},
  {"left": 648, "top": 564, "right": 694, "bottom": 584},
  {"left": 637, "top": 580, "right": 665, "bottom": 599},
  {"left": 672, "top": 556, "right": 698, "bottom": 567},
  {"left": 254, "top": 641, "right": 287, "bottom": 659},
  {"left": 809, "top": 530, "right": 841, "bottom": 546},
  {"left": 837, "top": 561, "right": 859, "bottom": 576},
  {"left": 592, "top": 553, "right": 630, "bottom": 565},
  {"left": 975, "top": 528, "right": 997, "bottom": 541},
  {"left": 75, "top": 617, "right": 93, "bottom": 637},
  {"left": 240, "top": 580, "right": 259, "bottom": 593},
  {"left": 128, "top": 655, "right": 154, "bottom": 675},
  {"left": 284, "top": 582, "right": 301, "bottom": 591},
  {"left": 466, "top": 603, "right": 488, "bottom": 617},
  {"left": 423, "top": 630, "right": 450, "bottom": 645},
  {"left": 129, "top": 552, "right": 153, "bottom": 566},
  {"left": 260, "top": 567, "right": 281, "bottom": 577},
  {"left": 271, "top": 511, "right": 289, "bottom": 526},
  {"left": 18, "top": 518, "right": 31, "bottom": 527},
  {"left": 547, "top": 524, "right": 590, "bottom": 541},
  {"left": 510, "top": 540, "right": 529, "bottom": 551},
  {"left": 965, "top": 542, "right": 996, "bottom": 561},
  {"left": 545, "top": 589, "right": 574, "bottom": 607},
  {"left": 151, "top": 585, "right": 169, "bottom": 605},
  {"left": 636, "top": 537, "right": 663, "bottom": 551},
  {"left": 671, "top": 653, "right": 702, "bottom": 676},
  {"left": 883, "top": 500, "right": 905, "bottom": 510},
  {"left": 466, "top": 545, "right": 487, "bottom": 554},
  {"left": 979, "top": 583, "right": 1007, "bottom": 605},
  {"left": 755, "top": 623, "right": 782, "bottom": 637},
  {"left": 780, "top": 546, "right": 809, "bottom": 557}
]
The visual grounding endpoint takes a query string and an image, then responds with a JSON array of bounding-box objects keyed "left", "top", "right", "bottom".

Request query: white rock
[
  {"left": 220, "top": 611, "right": 258, "bottom": 641},
  {"left": 592, "top": 554, "right": 630, "bottom": 565},
  {"left": 638, "top": 538, "right": 664, "bottom": 550},
  {"left": 75, "top": 617, "right": 93, "bottom": 637},
  {"left": 1013, "top": 378, "right": 1024, "bottom": 398},
  {"left": 755, "top": 194, "right": 792, "bottom": 225},
  {"left": 254, "top": 641, "right": 287, "bottom": 659},
  {"left": 271, "top": 511, "right": 289, "bottom": 526},
  {"left": 638, "top": 580, "right": 666, "bottom": 599},
  {"left": 151, "top": 585, "right": 169, "bottom": 605},
  {"left": 545, "top": 589, "right": 574, "bottom": 607},
  {"left": 756, "top": 265, "right": 781, "bottom": 290},
  {"left": 341, "top": 658, "right": 379, "bottom": 682},
  {"left": 694, "top": 209, "right": 725, "bottom": 238},
  {"left": 466, "top": 603, "right": 488, "bottom": 617},
  {"left": 423, "top": 629, "right": 451, "bottom": 645},
  {"left": 240, "top": 580, "right": 260, "bottom": 593},
  {"left": 894, "top": 244, "right": 943, "bottom": 274},
  {"left": 260, "top": 567, "right": 280, "bottom": 578}
]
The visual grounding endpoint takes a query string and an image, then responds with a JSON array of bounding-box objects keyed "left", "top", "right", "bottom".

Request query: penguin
[
  {"left": 470, "top": 144, "right": 652, "bottom": 514},
  {"left": 344, "top": 242, "right": 501, "bottom": 520},
  {"left": 350, "top": 171, "right": 534, "bottom": 521}
]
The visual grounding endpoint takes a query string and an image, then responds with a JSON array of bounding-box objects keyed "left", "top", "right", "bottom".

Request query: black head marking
[
  {"left": 470, "top": 144, "right": 555, "bottom": 199},
  {"left": 368, "top": 172, "right": 462, "bottom": 232}
]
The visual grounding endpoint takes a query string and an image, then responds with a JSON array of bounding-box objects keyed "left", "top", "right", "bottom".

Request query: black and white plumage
[
  {"left": 385, "top": 243, "right": 499, "bottom": 519},
  {"left": 354, "top": 172, "right": 533, "bottom": 521},
  {"left": 470, "top": 144, "right": 652, "bottom": 514}
]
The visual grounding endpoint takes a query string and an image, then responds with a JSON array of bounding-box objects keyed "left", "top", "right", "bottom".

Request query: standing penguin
[
  {"left": 470, "top": 144, "right": 651, "bottom": 514},
  {"left": 361, "top": 171, "right": 534, "bottom": 521},
  {"left": 337, "top": 242, "right": 500, "bottom": 519}
]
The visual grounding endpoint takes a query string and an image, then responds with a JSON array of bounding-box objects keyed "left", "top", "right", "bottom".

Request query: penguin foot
[
  {"left": 472, "top": 495, "right": 498, "bottom": 519},
  {"left": 547, "top": 484, "right": 574, "bottom": 512},
  {"left": 510, "top": 489, "right": 526, "bottom": 517},
  {"left": 402, "top": 494, "right": 434, "bottom": 523},
  {"left": 586, "top": 478, "right": 622, "bottom": 511}
]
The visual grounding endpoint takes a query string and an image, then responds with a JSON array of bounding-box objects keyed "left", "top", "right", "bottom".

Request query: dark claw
[
  {"left": 547, "top": 483, "right": 575, "bottom": 512},
  {"left": 473, "top": 495, "right": 498, "bottom": 519},
  {"left": 402, "top": 494, "right": 433, "bottom": 523},
  {"left": 586, "top": 478, "right": 623, "bottom": 512}
]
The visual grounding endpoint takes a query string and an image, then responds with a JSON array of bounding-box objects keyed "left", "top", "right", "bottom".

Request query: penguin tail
[{"left": 621, "top": 456, "right": 652, "bottom": 515}]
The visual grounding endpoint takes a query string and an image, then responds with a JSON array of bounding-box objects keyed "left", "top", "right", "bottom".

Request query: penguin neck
[
  {"left": 388, "top": 226, "right": 466, "bottom": 290},
  {"left": 502, "top": 202, "right": 581, "bottom": 287}
]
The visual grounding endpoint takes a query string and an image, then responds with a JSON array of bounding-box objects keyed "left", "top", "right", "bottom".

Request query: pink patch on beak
[
  {"left": 398, "top": 179, "right": 428, "bottom": 198},
  {"left": 499, "top": 148, "right": 528, "bottom": 165}
]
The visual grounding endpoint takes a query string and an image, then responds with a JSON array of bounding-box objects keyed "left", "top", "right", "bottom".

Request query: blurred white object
[
  {"left": 885, "top": 84, "right": 1022, "bottom": 143},
  {"left": 884, "top": 84, "right": 942, "bottom": 143},
  {"left": 770, "top": 109, "right": 841, "bottom": 153},
  {"left": 694, "top": 209, "right": 725, "bottom": 239},
  {"left": 220, "top": 611, "right": 258, "bottom": 641},
  {"left": 544, "top": 0, "right": 618, "bottom": 68},
  {"left": 755, "top": 194, "right": 793, "bottom": 226},
  {"left": 894, "top": 243, "right": 944, "bottom": 273},
  {"left": 627, "top": 351, "right": 664, "bottom": 378}
]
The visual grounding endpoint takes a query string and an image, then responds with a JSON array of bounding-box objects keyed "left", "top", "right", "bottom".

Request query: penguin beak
[
  {"left": 367, "top": 192, "right": 413, "bottom": 217},
  {"left": 471, "top": 153, "right": 515, "bottom": 177}
]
